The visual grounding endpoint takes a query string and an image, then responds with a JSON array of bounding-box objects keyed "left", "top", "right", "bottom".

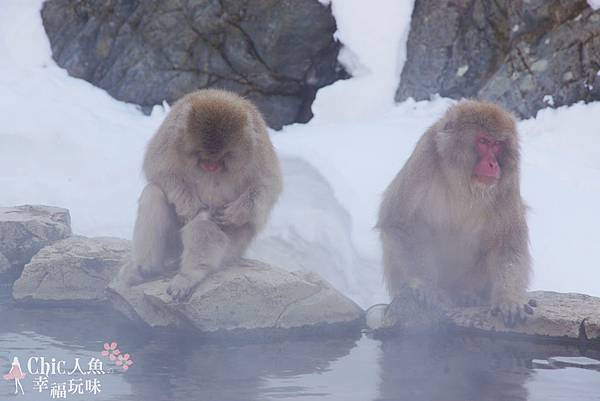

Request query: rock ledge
[
  {"left": 13, "top": 236, "right": 131, "bottom": 303},
  {"left": 108, "top": 259, "right": 364, "bottom": 337},
  {"left": 369, "top": 291, "right": 600, "bottom": 344}
]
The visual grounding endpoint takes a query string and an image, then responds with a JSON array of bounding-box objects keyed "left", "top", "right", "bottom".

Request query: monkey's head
[
  {"left": 435, "top": 100, "right": 520, "bottom": 193},
  {"left": 182, "top": 91, "right": 255, "bottom": 175}
]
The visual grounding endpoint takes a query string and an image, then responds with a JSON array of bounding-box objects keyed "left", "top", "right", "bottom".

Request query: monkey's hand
[
  {"left": 490, "top": 298, "right": 534, "bottom": 327},
  {"left": 155, "top": 178, "right": 208, "bottom": 223},
  {"left": 173, "top": 195, "right": 210, "bottom": 224},
  {"left": 167, "top": 273, "right": 201, "bottom": 302},
  {"left": 212, "top": 195, "right": 252, "bottom": 227}
]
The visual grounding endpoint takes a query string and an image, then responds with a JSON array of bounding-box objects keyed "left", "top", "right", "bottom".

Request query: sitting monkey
[
  {"left": 377, "top": 100, "right": 533, "bottom": 326},
  {"left": 121, "top": 89, "right": 283, "bottom": 301}
]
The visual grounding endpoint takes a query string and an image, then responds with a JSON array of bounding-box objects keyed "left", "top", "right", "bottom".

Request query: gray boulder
[
  {"left": 108, "top": 259, "right": 364, "bottom": 336},
  {"left": 13, "top": 236, "right": 131, "bottom": 304},
  {"left": 370, "top": 291, "right": 600, "bottom": 343},
  {"left": 41, "top": 0, "right": 347, "bottom": 129},
  {"left": 397, "top": 0, "right": 600, "bottom": 118},
  {"left": 0, "top": 205, "right": 71, "bottom": 276}
]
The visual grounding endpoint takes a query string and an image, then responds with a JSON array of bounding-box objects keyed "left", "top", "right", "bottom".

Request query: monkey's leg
[
  {"left": 167, "top": 218, "right": 229, "bottom": 302},
  {"left": 381, "top": 226, "right": 448, "bottom": 308},
  {"left": 121, "top": 184, "right": 180, "bottom": 286},
  {"left": 221, "top": 224, "right": 257, "bottom": 265}
]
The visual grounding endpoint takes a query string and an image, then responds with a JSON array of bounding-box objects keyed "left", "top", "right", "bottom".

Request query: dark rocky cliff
[
  {"left": 397, "top": 0, "right": 600, "bottom": 118},
  {"left": 41, "top": 0, "right": 347, "bottom": 129}
]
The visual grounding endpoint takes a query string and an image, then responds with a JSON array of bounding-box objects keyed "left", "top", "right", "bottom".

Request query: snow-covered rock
[
  {"left": 547, "top": 356, "right": 600, "bottom": 369},
  {"left": 108, "top": 259, "right": 364, "bottom": 336},
  {"left": 12, "top": 236, "right": 131, "bottom": 303},
  {"left": 0, "top": 205, "right": 71, "bottom": 276},
  {"left": 248, "top": 157, "right": 379, "bottom": 308}
]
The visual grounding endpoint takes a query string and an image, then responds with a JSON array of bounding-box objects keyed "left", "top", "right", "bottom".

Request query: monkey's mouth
[
  {"left": 473, "top": 174, "right": 499, "bottom": 185},
  {"left": 200, "top": 161, "right": 223, "bottom": 172}
]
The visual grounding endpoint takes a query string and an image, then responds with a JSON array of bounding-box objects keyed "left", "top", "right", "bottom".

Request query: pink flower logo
[
  {"left": 100, "top": 341, "right": 134, "bottom": 371},
  {"left": 101, "top": 342, "right": 121, "bottom": 361},
  {"left": 116, "top": 354, "right": 133, "bottom": 371}
]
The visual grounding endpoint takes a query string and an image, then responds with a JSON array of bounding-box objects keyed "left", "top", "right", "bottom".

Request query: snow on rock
[
  {"left": 588, "top": 0, "right": 600, "bottom": 10},
  {"left": 247, "top": 157, "right": 381, "bottom": 307},
  {"left": 310, "top": 0, "right": 415, "bottom": 124},
  {"left": 547, "top": 357, "right": 600, "bottom": 369}
]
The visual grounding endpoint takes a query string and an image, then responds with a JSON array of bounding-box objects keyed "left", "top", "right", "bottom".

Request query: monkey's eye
[{"left": 478, "top": 137, "right": 489, "bottom": 145}]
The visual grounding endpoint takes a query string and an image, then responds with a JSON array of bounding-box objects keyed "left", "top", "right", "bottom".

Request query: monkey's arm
[
  {"left": 122, "top": 184, "right": 181, "bottom": 286},
  {"left": 213, "top": 180, "right": 281, "bottom": 228},
  {"left": 485, "top": 213, "right": 532, "bottom": 326},
  {"left": 379, "top": 221, "right": 446, "bottom": 305},
  {"left": 150, "top": 174, "right": 208, "bottom": 223},
  {"left": 214, "top": 152, "right": 283, "bottom": 228}
]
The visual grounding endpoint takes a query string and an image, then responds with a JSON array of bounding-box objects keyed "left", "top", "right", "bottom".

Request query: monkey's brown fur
[
  {"left": 377, "top": 100, "right": 531, "bottom": 326},
  {"left": 121, "top": 89, "right": 283, "bottom": 301}
]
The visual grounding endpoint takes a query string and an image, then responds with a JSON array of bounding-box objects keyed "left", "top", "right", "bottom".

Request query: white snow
[
  {"left": 309, "top": 0, "right": 415, "bottom": 124},
  {"left": 1, "top": 0, "right": 600, "bottom": 307},
  {"left": 588, "top": 0, "right": 600, "bottom": 10}
]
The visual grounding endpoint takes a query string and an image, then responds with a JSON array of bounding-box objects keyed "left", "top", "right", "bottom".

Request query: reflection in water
[
  {"left": 262, "top": 336, "right": 381, "bottom": 400},
  {"left": 377, "top": 334, "right": 600, "bottom": 401},
  {"left": 0, "top": 302, "right": 599, "bottom": 400},
  {"left": 127, "top": 336, "right": 359, "bottom": 401},
  {"left": 527, "top": 368, "right": 600, "bottom": 401}
]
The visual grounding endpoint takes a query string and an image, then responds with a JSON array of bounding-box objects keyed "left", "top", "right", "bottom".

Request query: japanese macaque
[
  {"left": 121, "top": 89, "right": 283, "bottom": 301},
  {"left": 377, "top": 100, "right": 532, "bottom": 327}
]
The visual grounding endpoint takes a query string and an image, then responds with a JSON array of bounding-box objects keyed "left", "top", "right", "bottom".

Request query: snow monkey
[
  {"left": 377, "top": 100, "right": 533, "bottom": 327},
  {"left": 122, "top": 89, "right": 283, "bottom": 301}
]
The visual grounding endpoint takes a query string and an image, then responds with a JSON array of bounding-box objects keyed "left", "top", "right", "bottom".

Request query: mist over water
[{"left": 1, "top": 300, "right": 598, "bottom": 401}]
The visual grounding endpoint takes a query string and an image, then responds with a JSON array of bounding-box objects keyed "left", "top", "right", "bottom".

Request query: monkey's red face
[{"left": 473, "top": 134, "right": 505, "bottom": 185}]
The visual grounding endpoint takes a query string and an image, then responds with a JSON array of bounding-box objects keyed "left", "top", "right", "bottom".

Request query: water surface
[{"left": 0, "top": 295, "right": 599, "bottom": 401}]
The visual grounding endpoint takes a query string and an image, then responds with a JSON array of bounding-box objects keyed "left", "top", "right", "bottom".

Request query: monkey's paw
[
  {"left": 166, "top": 274, "right": 197, "bottom": 302},
  {"left": 213, "top": 201, "right": 251, "bottom": 226},
  {"left": 491, "top": 300, "right": 534, "bottom": 327},
  {"left": 176, "top": 197, "right": 210, "bottom": 224}
]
